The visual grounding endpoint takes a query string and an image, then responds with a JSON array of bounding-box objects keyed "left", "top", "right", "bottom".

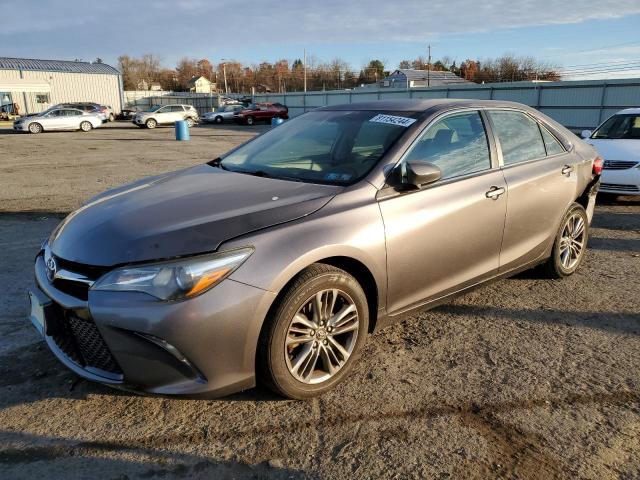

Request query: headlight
[{"left": 91, "top": 248, "right": 253, "bottom": 300}]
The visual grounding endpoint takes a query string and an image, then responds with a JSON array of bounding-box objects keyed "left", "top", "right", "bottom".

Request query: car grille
[
  {"left": 603, "top": 160, "right": 638, "bottom": 170},
  {"left": 49, "top": 305, "right": 123, "bottom": 377},
  {"left": 51, "top": 256, "right": 106, "bottom": 301},
  {"left": 600, "top": 183, "right": 640, "bottom": 192}
]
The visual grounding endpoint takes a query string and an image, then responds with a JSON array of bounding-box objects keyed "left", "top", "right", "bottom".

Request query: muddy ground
[{"left": 0, "top": 122, "right": 639, "bottom": 479}]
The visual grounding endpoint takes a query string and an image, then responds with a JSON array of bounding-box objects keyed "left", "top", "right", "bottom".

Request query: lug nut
[
  {"left": 310, "top": 330, "right": 315, "bottom": 336},
  {"left": 313, "top": 341, "right": 318, "bottom": 348},
  {"left": 323, "top": 340, "right": 328, "bottom": 345}
]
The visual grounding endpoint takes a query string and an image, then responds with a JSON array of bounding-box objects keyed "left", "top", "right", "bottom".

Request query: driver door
[{"left": 379, "top": 110, "right": 507, "bottom": 314}]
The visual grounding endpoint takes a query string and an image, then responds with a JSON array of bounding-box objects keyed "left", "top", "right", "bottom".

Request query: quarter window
[
  {"left": 404, "top": 111, "right": 491, "bottom": 180},
  {"left": 539, "top": 126, "right": 565, "bottom": 156},
  {"left": 488, "top": 110, "right": 546, "bottom": 165}
]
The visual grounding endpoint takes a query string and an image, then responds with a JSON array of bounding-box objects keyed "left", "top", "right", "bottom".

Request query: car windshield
[
  {"left": 219, "top": 110, "right": 418, "bottom": 185},
  {"left": 592, "top": 114, "right": 640, "bottom": 139}
]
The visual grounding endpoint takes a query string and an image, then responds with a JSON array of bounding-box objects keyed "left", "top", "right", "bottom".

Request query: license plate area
[{"left": 28, "top": 289, "right": 54, "bottom": 336}]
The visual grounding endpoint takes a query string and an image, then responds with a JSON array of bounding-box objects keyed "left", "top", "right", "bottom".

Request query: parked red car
[{"left": 234, "top": 102, "right": 289, "bottom": 125}]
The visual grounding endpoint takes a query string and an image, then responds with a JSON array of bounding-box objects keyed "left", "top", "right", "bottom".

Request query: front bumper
[
  {"left": 600, "top": 168, "right": 640, "bottom": 195},
  {"left": 29, "top": 254, "right": 276, "bottom": 397},
  {"left": 13, "top": 123, "right": 28, "bottom": 131}
]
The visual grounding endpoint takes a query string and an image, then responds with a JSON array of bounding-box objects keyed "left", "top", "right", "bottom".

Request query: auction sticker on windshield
[{"left": 369, "top": 114, "right": 416, "bottom": 127}]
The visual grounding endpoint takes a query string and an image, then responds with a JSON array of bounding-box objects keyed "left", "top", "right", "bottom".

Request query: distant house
[
  {"left": 380, "top": 69, "right": 469, "bottom": 88},
  {"left": 187, "top": 76, "right": 215, "bottom": 93}
]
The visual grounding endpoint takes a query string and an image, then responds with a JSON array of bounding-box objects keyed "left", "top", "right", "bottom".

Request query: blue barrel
[
  {"left": 271, "top": 117, "right": 284, "bottom": 127},
  {"left": 175, "top": 120, "right": 190, "bottom": 141}
]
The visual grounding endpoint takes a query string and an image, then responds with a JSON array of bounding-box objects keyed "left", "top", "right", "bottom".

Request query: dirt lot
[{"left": 1, "top": 122, "right": 639, "bottom": 479}]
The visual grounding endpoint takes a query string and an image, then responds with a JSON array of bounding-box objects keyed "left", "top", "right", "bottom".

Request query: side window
[
  {"left": 170, "top": 105, "right": 184, "bottom": 112},
  {"left": 539, "top": 126, "right": 565, "bottom": 156},
  {"left": 404, "top": 111, "right": 492, "bottom": 180},
  {"left": 156, "top": 106, "right": 169, "bottom": 113},
  {"left": 488, "top": 110, "right": 546, "bottom": 165}
]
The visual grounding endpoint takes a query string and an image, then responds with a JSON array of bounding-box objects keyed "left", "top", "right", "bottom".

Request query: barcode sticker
[{"left": 369, "top": 114, "right": 416, "bottom": 127}]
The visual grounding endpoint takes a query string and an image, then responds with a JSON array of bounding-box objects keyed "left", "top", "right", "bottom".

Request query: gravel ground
[{"left": 0, "top": 123, "right": 639, "bottom": 479}]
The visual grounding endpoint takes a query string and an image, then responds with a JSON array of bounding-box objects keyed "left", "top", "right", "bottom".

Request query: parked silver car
[
  {"left": 202, "top": 104, "right": 245, "bottom": 124},
  {"left": 133, "top": 104, "right": 199, "bottom": 129},
  {"left": 29, "top": 100, "right": 601, "bottom": 399},
  {"left": 13, "top": 107, "right": 103, "bottom": 134}
]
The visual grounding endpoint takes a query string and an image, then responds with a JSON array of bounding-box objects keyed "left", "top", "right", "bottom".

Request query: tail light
[
  {"left": 100, "top": 107, "right": 107, "bottom": 112},
  {"left": 592, "top": 156, "right": 603, "bottom": 175}
]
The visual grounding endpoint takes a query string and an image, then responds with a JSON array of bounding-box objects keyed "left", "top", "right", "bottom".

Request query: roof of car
[
  {"left": 616, "top": 108, "right": 640, "bottom": 114},
  {"left": 316, "top": 99, "right": 531, "bottom": 113}
]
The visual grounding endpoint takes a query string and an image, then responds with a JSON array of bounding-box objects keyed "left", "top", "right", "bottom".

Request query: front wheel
[
  {"left": 80, "top": 121, "right": 92, "bottom": 132},
  {"left": 28, "top": 122, "right": 42, "bottom": 134},
  {"left": 245, "top": 116, "right": 254, "bottom": 126},
  {"left": 543, "top": 203, "right": 589, "bottom": 278},
  {"left": 214, "top": 116, "right": 223, "bottom": 124},
  {"left": 258, "top": 264, "right": 369, "bottom": 399},
  {"left": 145, "top": 118, "right": 157, "bottom": 129}
]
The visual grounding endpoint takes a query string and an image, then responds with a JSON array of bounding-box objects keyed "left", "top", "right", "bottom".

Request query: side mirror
[
  {"left": 398, "top": 161, "right": 442, "bottom": 189},
  {"left": 581, "top": 130, "right": 592, "bottom": 139}
]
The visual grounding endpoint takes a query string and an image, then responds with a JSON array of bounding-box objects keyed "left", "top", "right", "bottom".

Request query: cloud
[{"left": 2, "top": 0, "right": 640, "bottom": 64}]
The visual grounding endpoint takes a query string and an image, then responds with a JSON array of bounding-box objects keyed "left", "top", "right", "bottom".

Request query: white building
[
  {"left": 187, "top": 76, "right": 215, "bottom": 93},
  {"left": 0, "top": 57, "right": 123, "bottom": 115}
]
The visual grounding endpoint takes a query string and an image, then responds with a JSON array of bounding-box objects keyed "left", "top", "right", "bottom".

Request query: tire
[
  {"left": 80, "top": 121, "right": 92, "bottom": 132},
  {"left": 258, "top": 264, "right": 369, "bottom": 399},
  {"left": 108, "top": 113, "right": 115, "bottom": 122},
  {"left": 186, "top": 117, "right": 195, "bottom": 128},
  {"left": 145, "top": 118, "right": 157, "bottom": 129},
  {"left": 246, "top": 116, "right": 254, "bottom": 126},
  {"left": 543, "top": 202, "right": 589, "bottom": 278},
  {"left": 28, "top": 122, "right": 42, "bottom": 134},
  {"left": 214, "top": 116, "right": 223, "bottom": 124}
]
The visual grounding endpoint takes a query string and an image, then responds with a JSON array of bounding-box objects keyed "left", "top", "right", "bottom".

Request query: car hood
[
  {"left": 49, "top": 164, "right": 341, "bottom": 267},
  {"left": 586, "top": 139, "right": 640, "bottom": 162}
]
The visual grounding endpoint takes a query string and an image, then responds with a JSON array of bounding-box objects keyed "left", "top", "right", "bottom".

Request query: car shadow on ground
[{"left": 0, "top": 430, "right": 308, "bottom": 479}]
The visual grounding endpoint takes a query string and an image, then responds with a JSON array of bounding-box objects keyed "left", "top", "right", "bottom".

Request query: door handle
[
  {"left": 485, "top": 186, "right": 506, "bottom": 200},
  {"left": 561, "top": 165, "right": 574, "bottom": 175}
]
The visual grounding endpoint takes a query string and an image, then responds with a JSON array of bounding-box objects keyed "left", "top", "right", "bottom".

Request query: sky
[{"left": 3, "top": 0, "right": 640, "bottom": 79}]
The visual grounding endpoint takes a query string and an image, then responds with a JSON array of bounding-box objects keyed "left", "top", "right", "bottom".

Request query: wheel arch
[{"left": 264, "top": 255, "right": 380, "bottom": 335}]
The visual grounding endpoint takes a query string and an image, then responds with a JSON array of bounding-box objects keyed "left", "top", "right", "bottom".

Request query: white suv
[{"left": 133, "top": 104, "right": 199, "bottom": 129}]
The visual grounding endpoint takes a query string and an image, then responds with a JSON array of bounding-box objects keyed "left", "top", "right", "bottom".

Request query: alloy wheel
[
  {"left": 559, "top": 212, "right": 585, "bottom": 270},
  {"left": 285, "top": 289, "right": 359, "bottom": 384}
]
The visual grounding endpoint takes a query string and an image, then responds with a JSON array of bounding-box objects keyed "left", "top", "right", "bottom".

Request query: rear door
[
  {"left": 486, "top": 109, "right": 577, "bottom": 272},
  {"left": 379, "top": 110, "right": 507, "bottom": 314}
]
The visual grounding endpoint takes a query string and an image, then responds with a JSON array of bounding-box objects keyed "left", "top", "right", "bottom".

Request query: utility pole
[
  {"left": 303, "top": 48, "right": 307, "bottom": 92},
  {"left": 427, "top": 44, "right": 431, "bottom": 87},
  {"left": 223, "top": 63, "right": 228, "bottom": 94}
]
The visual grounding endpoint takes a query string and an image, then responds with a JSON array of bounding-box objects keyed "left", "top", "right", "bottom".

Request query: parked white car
[
  {"left": 201, "top": 104, "right": 245, "bottom": 124},
  {"left": 582, "top": 108, "right": 640, "bottom": 195},
  {"left": 133, "top": 104, "right": 199, "bottom": 129},
  {"left": 13, "top": 107, "right": 103, "bottom": 134}
]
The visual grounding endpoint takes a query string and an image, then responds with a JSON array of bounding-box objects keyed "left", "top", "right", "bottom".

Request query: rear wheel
[
  {"left": 258, "top": 264, "right": 369, "bottom": 399},
  {"left": 28, "top": 122, "right": 42, "bottom": 134},
  {"left": 186, "top": 117, "right": 195, "bottom": 128},
  {"left": 214, "top": 116, "right": 223, "bottom": 124},
  {"left": 543, "top": 203, "right": 589, "bottom": 278},
  {"left": 108, "top": 113, "right": 115, "bottom": 122},
  {"left": 145, "top": 118, "right": 157, "bottom": 129},
  {"left": 80, "top": 121, "right": 92, "bottom": 132}
]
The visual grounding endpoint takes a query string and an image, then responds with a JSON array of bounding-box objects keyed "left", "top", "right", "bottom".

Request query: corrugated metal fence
[
  {"left": 253, "top": 78, "right": 640, "bottom": 132},
  {"left": 124, "top": 91, "right": 223, "bottom": 115}
]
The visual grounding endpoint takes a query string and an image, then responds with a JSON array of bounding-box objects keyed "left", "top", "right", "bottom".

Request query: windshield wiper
[{"left": 208, "top": 158, "right": 229, "bottom": 171}]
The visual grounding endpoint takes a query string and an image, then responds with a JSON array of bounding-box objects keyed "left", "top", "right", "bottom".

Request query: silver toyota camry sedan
[
  {"left": 28, "top": 99, "right": 602, "bottom": 399},
  {"left": 13, "top": 107, "right": 103, "bottom": 134}
]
